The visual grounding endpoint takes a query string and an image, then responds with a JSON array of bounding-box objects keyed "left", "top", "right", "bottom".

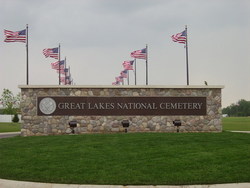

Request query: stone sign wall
[{"left": 19, "top": 85, "right": 224, "bottom": 136}]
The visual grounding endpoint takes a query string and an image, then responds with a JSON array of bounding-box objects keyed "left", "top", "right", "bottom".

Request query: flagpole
[
  {"left": 69, "top": 66, "right": 71, "bottom": 85},
  {"left": 127, "top": 70, "right": 129, "bottom": 85},
  {"left": 59, "top": 43, "right": 61, "bottom": 85},
  {"left": 64, "top": 57, "right": 67, "bottom": 85},
  {"left": 185, "top": 25, "right": 189, "bottom": 85},
  {"left": 134, "top": 58, "right": 137, "bottom": 85},
  {"left": 146, "top": 44, "right": 148, "bottom": 85},
  {"left": 26, "top": 24, "right": 29, "bottom": 85}
]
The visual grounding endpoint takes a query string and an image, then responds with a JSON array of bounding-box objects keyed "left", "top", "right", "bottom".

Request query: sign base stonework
[{"left": 19, "top": 85, "right": 224, "bottom": 136}]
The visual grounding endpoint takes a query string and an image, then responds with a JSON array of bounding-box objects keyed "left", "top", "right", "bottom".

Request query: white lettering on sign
[
  {"left": 88, "top": 103, "right": 115, "bottom": 110},
  {"left": 159, "top": 103, "right": 203, "bottom": 110},
  {"left": 57, "top": 102, "right": 202, "bottom": 110},
  {"left": 117, "top": 103, "right": 158, "bottom": 110},
  {"left": 58, "top": 103, "right": 86, "bottom": 110}
]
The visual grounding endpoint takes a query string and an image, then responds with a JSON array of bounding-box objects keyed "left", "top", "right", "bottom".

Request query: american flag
[
  {"left": 120, "top": 70, "right": 128, "bottom": 78},
  {"left": 123, "top": 61, "right": 134, "bottom": 70},
  {"left": 4, "top": 29, "right": 26, "bottom": 43},
  {"left": 65, "top": 76, "right": 71, "bottom": 84},
  {"left": 171, "top": 30, "right": 187, "bottom": 44},
  {"left": 115, "top": 76, "right": 123, "bottom": 82},
  {"left": 65, "top": 80, "right": 70, "bottom": 85},
  {"left": 57, "top": 68, "right": 68, "bottom": 75},
  {"left": 60, "top": 77, "right": 65, "bottom": 83},
  {"left": 112, "top": 81, "right": 120, "bottom": 85},
  {"left": 57, "top": 69, "right": 66, "bottom": 74},
  {"left": 131, "top": 48, "right": 147, "bottom": 59},
  {"left": 51, "top": 60, "right": 64, "bottom": 70},
  {"left": 119, "top": 76, "right": 124, "bottom": 81},
  {"left": 51, "top": 61, "right": 59, "bottom": 69},
  {"left": 43, "top": 47, "right": 59, "bottom": 59}
]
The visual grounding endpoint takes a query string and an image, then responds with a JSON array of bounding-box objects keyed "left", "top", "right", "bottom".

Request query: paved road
[{"left": 0, "top": 132, "right": 20, "bottom": 139}]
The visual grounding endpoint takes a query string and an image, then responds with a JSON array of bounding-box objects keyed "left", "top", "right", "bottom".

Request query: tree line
[
  {"left": 0, "top": 89, "right": 20, "bottom": 114},
  {"left": 222, "top": 99, "right": 250, "bottom": 117},
  {"left": 0, "top": 89, "right": 20, "bottom": 122}
]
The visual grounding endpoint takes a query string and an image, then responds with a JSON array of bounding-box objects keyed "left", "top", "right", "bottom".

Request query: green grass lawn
[
  {"left": 0, "top": 122, "right": 20, "bottom": 133},
  {"left": 222, "top": 117, "right": 250, "bottom": 131},
  {"left": 0, "top": 132, "right": 249, "bottom": 185}
]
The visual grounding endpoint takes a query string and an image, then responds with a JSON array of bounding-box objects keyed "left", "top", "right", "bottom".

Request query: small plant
[{"left": 12, "top": 114, "right": 19, "bottom": 123}]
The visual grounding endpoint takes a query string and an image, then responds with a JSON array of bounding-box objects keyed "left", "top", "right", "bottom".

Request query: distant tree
[
  {"left": 0, "top": 89, "right": 20, "bottom": 115},
  {"left": 222, "top": 99, "right": 250, "bottom": 117}
]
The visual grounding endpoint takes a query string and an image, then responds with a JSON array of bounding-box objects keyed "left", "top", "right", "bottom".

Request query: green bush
[
  {"left": 0, "top": 108, "right": 4, "bottom": 114},
  {"left": 12, "top": 114, "right": 19, "bottom": 123}
]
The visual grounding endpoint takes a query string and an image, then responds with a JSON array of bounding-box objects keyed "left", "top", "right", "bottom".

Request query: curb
[
  {"left": 0, "top": 179, "right": 250, "bottom": 188},
  {"left": 229, "top": 131, "right": 250, "bottom": 134},
  {"left": 0, "top": 132, "right": 20, "bottom": 135}
]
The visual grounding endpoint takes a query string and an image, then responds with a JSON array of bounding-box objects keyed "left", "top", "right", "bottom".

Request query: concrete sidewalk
[
  {"left": 229, "top": 131, "right": 250, "bottom": 134},
  {"left": 0, "top": 179, "right": 250, "bottom": 188},
  {"left": 0, "top": 132, "right": 20, "bottom": 139}
]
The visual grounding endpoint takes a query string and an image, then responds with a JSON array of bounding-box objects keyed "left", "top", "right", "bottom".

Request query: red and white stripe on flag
[
  {"left": 123, "top": 61, "right": 133, "bottom": 70},
  {"left": 4, "top": 29, "right": 26, "bottom": 43},
  {"left": 130, "top": 48, "right": 147, "bottom": 59},
  {"left": 43, "top": 48, "right": 59, "bottom": 59},
  {"left": 171, "top": 30, "right": 187, "bottom": 44}
]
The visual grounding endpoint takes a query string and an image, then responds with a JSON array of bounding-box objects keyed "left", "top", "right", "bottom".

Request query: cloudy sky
[{"left": 0, "top": 0, "right": 249, "bottom": 108}]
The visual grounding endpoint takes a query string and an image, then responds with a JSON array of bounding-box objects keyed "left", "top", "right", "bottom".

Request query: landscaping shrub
[{"left": 12, "top": 114, "right": 19, "bottom": 123}]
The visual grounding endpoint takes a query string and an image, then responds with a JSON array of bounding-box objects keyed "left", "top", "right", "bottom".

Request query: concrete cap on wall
[{"left": 18, "top": 85, "right": 225, "bottom": 89}]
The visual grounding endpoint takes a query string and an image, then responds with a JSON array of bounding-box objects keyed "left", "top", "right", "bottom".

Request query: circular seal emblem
[{"left": 39, "top": 97, "right": 56, "bottom": 115}]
